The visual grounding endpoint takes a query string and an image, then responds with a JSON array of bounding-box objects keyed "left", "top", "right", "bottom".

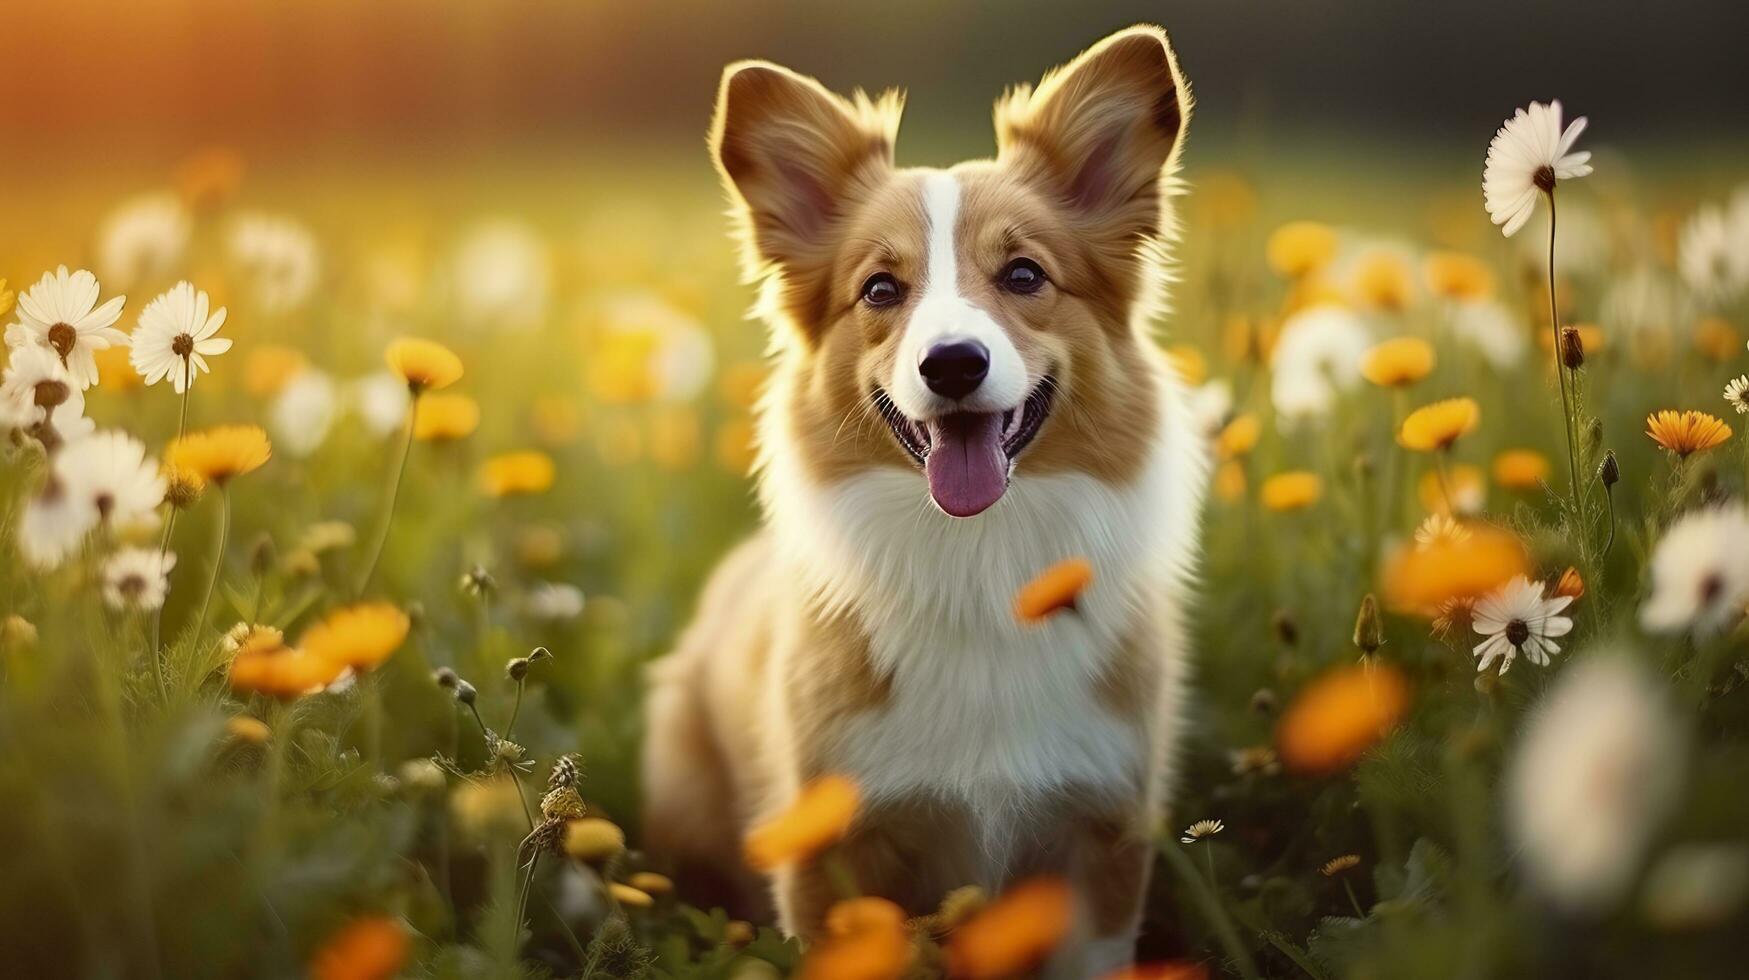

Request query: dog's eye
[
  {"left": 1000, "top": 258, "right": 1047, "bottom": 294},
  {"left": 861, "top": 273, "right": 903, "bottom": 308}
]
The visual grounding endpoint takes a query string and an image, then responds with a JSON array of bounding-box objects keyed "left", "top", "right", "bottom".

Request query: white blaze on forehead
[{"left": 887, "top": 171, "right": 1028, "bottom": 419}]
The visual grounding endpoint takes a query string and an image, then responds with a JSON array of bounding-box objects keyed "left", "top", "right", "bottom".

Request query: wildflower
[
  {"left": 399, "top": 759, "right": 446, "bottom": 794},
  {"left": 1423, "top": 251, "right": 1495, "bottom": 301},
  {"left": 525, "top": 582, "right": 585, "bottom": 621},
  {"left": 946, "top": 877, "right": 1074, "bottom": 980},
  {"left": 165, "top": 424, "right": 271, "bottom": 485},
  {"left": 351, "top": 373, "right": 410, "bottom": 437},
  {"left": 224, "top": 715, "right": 271, "bottom": 745},
  {"left": 1508, "top": 654, "right": 1684, "bottom": 915},
  {"left": 801, "top": 905, "right": 910, "bottom": 980},
  {"left": 1555, "top": 567, "right": 1585, "bottom": 600},
  {"left": 1266, "top": 221, "right": 1337, "bottom": 278},
  {"left": 55, "top": 430, "right": 167, "bottom": 531},
  {"left": 589, "top": 291, "right": 716, "bottom": 402},
  {"left": 243, "top": 344, "right": 308, "bottom": 396},
  {"left": 459, "top": 564, "right": 496, "bottom": 597},
  {"left": 1483, "top": 100, "right": 1592, "bottom": 236},
  {"left": 1492, "top": 448, "right": 1551, "bottom": 490},
  {"left": 101, "top": 547, "right": 176, "bottom": 612},
  {"left": 269, "top": 369, "right": 340, "bottom": 458},
  {"left": 1398, "top": 397, "right": 1479, "bottom": 451},
  {"left": 1260, "top": 471, "right": 1322, "bottom": 512},
  {"left": 1276, "top": 662, "right": 1411, "bottom": 774},
  {"left": 1014, "top": 558, "right": 1093, "bottom": 624},
  {"left": 222, "top": 623, "right": 284, "bottom": 656},
  {"left": 413, "top": 392, "right": 480, "bottom": 441},
  {"left": 451, "top": 776, "right": 528, "bottom": 841},
  {"left": 1414, "top": 513, "right": 1471, "bottom": 549},
  {"left": 385, "top": 336, "right": 463, "bottom": 394},
  {"left": 609, "top": 883, "right": 655, "bottom": 909},
  {"left": 1321, "top": 855, "right": 1362, "bottom": 877},
  {"left": 163, "top": 462, "right": 205, "bottom": 509},
  {"left": 95, "top": 193, "right": 192, "bottom": 291},
  {"left": 479, "top": 450, "right": 556, "bottom": 497},
  {"left": 723, "top": 920, "right": 756, "bottom": 946},
  {"left": 228, "top": 212, "right": 320, "bottom": 313},
  {"left": 227, "top": 631, "right": 344, "bottom": 700},
  {"left": 1180, "top": 819, "right": 1224, "bottom": 844},
  {"left": 1270, "top": 305, "right": 1370, "bottom": 421},
  {"left": 1450, "top": 299, "right": 1527, "bottom": 369},
  {"left": 1694, "top": 316, "right": 1740, "bottom": 362},
  {"left": 1678, "top": 205, "right": 1748, "bottom": 303},
  {"left": 1216, "top": 413, "right": 1261, "bottom": 459},
  {"left": 1471, "top": 575, "right": 1573, "bottom": 674},
  {"left": 1558, "top": 324, "right": 1586, "bottom": 369},
  {"left": 827, "top": 896, "right": 906, "bottom": 937},
  {"left": 1641, "top": 506, "right": 1749, "bottom": 635},
  {"left": 1725, "top": 377, "right": 1749, "bottom": 416},
  {"left": 563, "top": 817, "right": 627, "bottom": 861},
  {"left": 3, "top": 266, "right": 128, "bottom": 390},
  {"left": 2, "top": 342, "right": 74, "bottom": 420},
  {"left": 1359, "top": 337, "right": 1435, "bottom": 387},
  {"left": 744, "top": 774, "right": 860, "bottom": 871},
  {"left": 1352, "top": 251, "right": 1415, "bottom": 311},
  {"left": 1646, "top": 410, "right": 1731, "bottom": 458},
  {"left": 309, "top": 916, "right": 408, "bottom": 980},
  {"left": 627, "top": 872, "right": 673, "bottom": 896},
  {"left": 1229, "top": 746, "right": 1280, "bottom": 777},
  {"left": 17, "top": 480, "right": 99, "bottom": 570},
  {"left": 1418, "top": 464, "right": 1485, "bottom": 516},
  {"left": 127, "top": 282, "right": 229, "bottom": 394},
  {"left": 299, "top": 602, "right": 410, "bottom": 673},
  {"left": 1353, "top": 593, "right": 1384, "bottom": 655}
]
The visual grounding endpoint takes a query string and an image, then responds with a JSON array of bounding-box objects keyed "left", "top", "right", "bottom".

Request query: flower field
[{"left": 5, "top": 113, "right": 1749, "bottom": 979}]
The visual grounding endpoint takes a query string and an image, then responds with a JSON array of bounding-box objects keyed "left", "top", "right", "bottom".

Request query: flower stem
[
  {"left": 195, "top": 487, "right": 230, "bottom": 632},
  {"left": 1344, "top": 878, "right": 1366, "bottom": 919},
  {"left": 1545, "top": 192, "right": 1583, "bottom": 517},
  {"left": 356, "top": 394, "right": 420, "bottom": 596},
  {"left": 506, "top": 679, "right": 525, "bottom": 741},
  {"left": 149, "top": 368, "right": 193, "bottom": 692}
]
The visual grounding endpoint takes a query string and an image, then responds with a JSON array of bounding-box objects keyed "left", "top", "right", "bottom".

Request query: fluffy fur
[{"left": 643, "top": 24, "right": 1207, "bottom": 975}]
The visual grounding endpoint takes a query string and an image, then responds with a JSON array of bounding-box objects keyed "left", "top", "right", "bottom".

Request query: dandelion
[
  {"left": 1646, "top": 410, "right": 1731, "bottom": 458},
  {"left": 1359, "top": 337, "right": 1435, "bottom": 388},
  {"left": 1276, "top": 662, "right": 1410, "bottom": 774},
  {"left": 1483, "top": 100, "right": 1592, "bottom": 238},
  {"left": 1471, "top": 575, "right": 1573, "bottom": 674},
  {"left": 1398, "top": 397, "right": 1479, "bottom": 452},
  {"left": 299, "top": 603, "right": 410, "bottom": 673},
  {"left": 1383, "top": 523, "right": 1527, "bottom": 612},
  {"left": 1492, "top": 448, "right": 1551, "bottom": 490},
  {"left": 95, "top": 193, "right": 191, "bottom": 291},
  {"left": 1180, "top": 819, "right": 1224, "bottom": 844},
  {"left": 385, "top": 336, "right": 464, "bottom": 394},
  {"left": 1266, "top": 221, "right": 1337, "bottom": 279},
  {"left": 1423, "top": 251, "right": 1495, "bottom": 301},
  {"left": 744, "top": 774, "right": 860, "bottom": 871},
  {"left": 479, "top": 450, "right": 556, "bottom": 497},
  {"left": 946, "top": 877, "right": 1073, "bottom": 980},
  {"left": 129, "top": 282, "right": 231, "bottom": 394},
  {"left": 351, "top": 373, "right": 410, "bottom": 438},
  {"left": 413, "top": 392, "right": 480, "bottom": 441},
  {"left": 1166, "top": 344, "right": 1208, "bottom": 386},
  {"left": 1641, "top": 506, "right": 1749, "bottom": 635},
  {"left": 1508, "top": 654, "right": 1685, "bottom": 915},
  {"left": 563, "top": 817, "right": 626, "bottom": 861},
  {"left": 1014, "top": 557, "right": 1093, "bottom": 624},
  {"left": 309, "top": 916, "right": 409, "bottom": 980},
  {"left": 451, "top": 218, "right": 553, "bottom": 331},
  {"left": 1270, "top": 305, "right": 1370, "bottom": 422},
  {"left": 4, "top": 266, "right": 128, "bottom": 390},
  {"left": 1260, "top": 471, "right": 1322, "bottom": 512},
  {"left": 100, "top": 548, "right": 177, "bottom": 612}
]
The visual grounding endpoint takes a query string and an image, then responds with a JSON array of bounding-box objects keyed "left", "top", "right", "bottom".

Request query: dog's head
[{"left": 714, "top": 25, "right": 1191, "bottom": 518}]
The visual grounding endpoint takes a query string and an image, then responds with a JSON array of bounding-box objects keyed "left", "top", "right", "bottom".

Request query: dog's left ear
[{"left": 996, "top": 25, "right": 1190, "bottom": 243}]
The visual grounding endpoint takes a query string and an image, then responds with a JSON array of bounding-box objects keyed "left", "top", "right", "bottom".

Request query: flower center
[
  {"left": 1505, "top": 619, "right": 1530, "bottom": 647},
  {"left": 94, "top": 493, "right": 114, "bottom": 520},
  {"left": 119, "top": 575, "right": 146, "bottom": 600},
  {"left": 1532, "top": 165, "right": 1557, "bottom": 193},
  {"left": 33, "top": 379, "right": 69, "bottom": 410},
  {"left": 47, "top": 323, "right": 77, "bottom": 360},
  {"left": 172, "top": 333, "right": 195, "bottom": 358}
]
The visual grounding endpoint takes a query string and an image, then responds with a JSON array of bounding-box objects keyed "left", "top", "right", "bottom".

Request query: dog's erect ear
[
  {"left": 711, "top": 61, "right": 902, "bottom": 336},
  {"left": 995, "top": 25, "right": 1190, "bottom": 244}
]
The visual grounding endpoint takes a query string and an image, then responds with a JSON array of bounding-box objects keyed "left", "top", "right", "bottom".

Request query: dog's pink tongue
[{"left": 925, "top": 413, "right": 1008, "bottom": 518}]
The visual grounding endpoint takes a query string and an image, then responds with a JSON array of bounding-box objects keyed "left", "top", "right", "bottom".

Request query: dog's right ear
[{"left": 711, "top": 61, "right": 901, "bottom": 335}]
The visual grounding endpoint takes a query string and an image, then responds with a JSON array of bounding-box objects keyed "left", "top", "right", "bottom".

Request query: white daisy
[
  {"left": 228, "top": 213, "right": 321, "bottom": 314},
  {"left": 130, "top": 281, "right": 231, "bottom": 393},
  {"left": 1483, "top": 100, "right": 1593, "bottom": 238},
  {"left": 55, "top": 430, "right": 166, "bottom": 532},
  {"left": 1508, "top": 654, "right": 1684, "bottom": 916},
  {"left": 1269, "top": 304, "right": 1371, "bottom": 422},
  {"left": 3, "top": 266, "right": 128, "bottom": 389},
  {"left": 1724, "top": 376, "right": 1749, "bottom": 416},
  {"left": 1641, "top": 506, "right": 1749, "bottom": 635},
  {"left": 269, "top": 369, "right": 340, "bottom": 458},
  {"left": 1678, "top": 204, "right": 1749, "bottom": 305},
  {"left": 351, "top": 372, "right": 409, "bottom": 438},
  {"left": 1448, "top": 299, "right": 1527, "bottom": 369},
  {"left": 101, "top": 547, "right": 177, "bottom": 612},
  {"left": 1, "top": 343, "right": 76, "bottom": 429},
  {"left": 16, "top": 478, "right": 99, "bottom": 569},
  {"left": 524, "top": 582, "right": 586, "bottom": 621},
  {"left": 1471, "top": 575, "right": 1573, "bottom": 674},
  {"left": 1180, "top": 819, "right": 1224, "bottom": 844},
  {"left": 95, "top": 192, "right": 191, "bottom": 291}
]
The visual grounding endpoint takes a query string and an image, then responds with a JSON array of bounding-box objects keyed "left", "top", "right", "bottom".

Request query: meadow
[{"left": 4, "top": 116, "right": 1749, "bottom": 979}]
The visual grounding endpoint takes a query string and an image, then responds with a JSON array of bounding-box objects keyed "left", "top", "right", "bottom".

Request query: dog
[{"left": 642, "top": 24, "right": 1207, "bottom": 975}]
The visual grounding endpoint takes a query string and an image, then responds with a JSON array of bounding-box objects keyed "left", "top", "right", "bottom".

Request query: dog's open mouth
[{"left": 872, "top": 376, "right": 1056, "bottom": 518}]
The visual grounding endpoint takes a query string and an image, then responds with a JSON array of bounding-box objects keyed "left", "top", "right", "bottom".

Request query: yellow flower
[
  {"left": 610, "top": 883, "right": 655, "bottom": 909},
  {"left": 1276, "top": 663, "right": 1410, "bottom": 775},
  {"left": 1646, "top": 410, "right": 1731, "bottom": 457},
  {"left": 165, "top": 425, "right": 272, "bottom": 486},
  {"left": 413, "top": 393, "right": 480, "bottom": 442},
  {"left": 626, "top": 872, "right": 673, "bottom": 896},
  {"left": 744, "top": 774, "right": 861, "bottom": 871},
  {"left": 479, "top": 451, "right": 556, "bottom": 497},
  {"left": 1423, "top": 251, "right": 1495, "bottom": 301},
  {"left": 224, "top": 716, "right": 271, "bottom": 744},
  {"left": 1492, "top": 449, "right": 1551, "bottom": 490},
  {"left": 243, "top": 345, "right": 307, "bottom": 397},
  {"left": 1281, "top": 277, "right": 1349, "bottom": 317},
  {"left": 385, "top": 336, "right": 463, "bottom": 393},
  {"left": 1418, "top": 464, "right": 1485, "bottom": 516},
  {"left": 1214, "top": 460, "right": 1247, "bottom": 502},
  {"left": 1398, "top": 398, "right": 1479, "bottom": 451},
  {"left": 309, "top": 916, "right": 408, "bottom": 980},
  {"left": 564, "top": 818, "right": 627, "bottom": 861},
  {"left": 947, "top": 877, "right": 1074, "bottom": 980},
  {"left": 1261, "top": 471, "right": 1322, "bottom": 512},
  {"left": 1267, "top": 221, "right": 1337, "bottom": 279},
  {"left": 1165, "top": 344, "right": 1208, "bottom": 386},
  {"left": 1359, "top": 337, "right": 1435, "bottom": 388},
  {"left": 1216, "top": 413, "right": 1262, "bottom": 459},
  {"left": 1694, "top": 316, "right": 1741, "bottom": 363},
  {"left": 299, "top": 602, "right": 410, "bottom": 673},
  {"left": 1321, "top": 854, "right": 1363, "bottom": 877},
  {"left": 1352, "top": 252, "right": 1415, "bottom": 311},
  {"left": 1381, "top": 524, "right": 1528, "bottom": 612},
  {"left": 1013, "top": 558, "right": 1094, "bottom": 625}
]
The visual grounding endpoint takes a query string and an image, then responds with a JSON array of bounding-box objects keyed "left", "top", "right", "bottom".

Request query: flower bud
[
  {"left": 506, "top": 657, "right": 529, "bottom": 682},
  {"left": 1559, "top": 324, "right": 1585, "bottom": 370},
  {"left": 1271, "top": 609, "right": 1298, "bottom": 647},
  {"left": 1249, "top": 688, "right": 1279, "bottom": 715},
  {"left": 1352, "top": 593, "right": 1384, "bottom": 655},
  {"left": 1598, "top": 450, "right": 1620, "bottom": 488},
  {"left": 432, "top": 666, "right": 459, "bottom": 689},
  {"left": 454, "top": 680, "right": 477, "bottom": 706}
]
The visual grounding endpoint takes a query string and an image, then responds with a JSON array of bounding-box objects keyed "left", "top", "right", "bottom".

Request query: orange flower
[
  {"left": 1646, "top": 410, "right": 1731, "bottom": 457},
  {"left": 744, "top": 774, "right": 861, "bottom": 871},
  {"left": 165, "top": 425, "right": 272, "bottom": 486},
  {"left": 413, "top": 393, "right": 480, "bottom": 442},
  {"left": 309, "top": 916, "right": 408, "bottom": 980},
  {"left": 1398, "top": 398, "right": 1479, "bottom": 451},
  {"left": 1491, "top": 449, "right": 1551, "bottom": 490},
  {"left": 385, "top": 336, "right": 463, "bottom": 393},
  {"left": 1101, "top": 965, "right": 1210, "bottom": 980},
  {"left": 947, "top": 877, "right": 1075, "bottom": 979},
  {"left": 1261, "top": 471, "right": 1322, "bottom": 512},
  {"left": 827, "top": 896, "right": 907, "bottom": 938},
  {"left": 1351, "top": 252, "right": 1415, "bottom": 311},
  {"left": 1423, "top": 251, "right": 1495, "bottom": 301},
  {"left": 801, "top": 908, "right": 911, "bottom": 980},
  {"left": 1014, "top": 558, "right": 1094, "bottom": 624},
  {"left": 298, "top": 602, "right": 410, "bottom": 673},
  {"left": 479, "top": 451, "right": 556, "bottom": 497},
  {"left": 1359, "top": 337, "right": 1435, "bottom": 387},
  {"left": 227, "top": 628, "right": 344, "bottom": 700},
  {"left": 1216, "top": 414, "right": 1261, "bottom": 460},
  {"left": 1276, "top": 663, "right": 1410, "bottom": 775},
  {"left": 1266, "top": 221, "right": 1337, "bottom": 279},
  {"left": 1380, "top": 524, "right": 1529, "bottom": 612},
  {"left": 1555, "top": 566, "right": 1585, "bottom": 600}
]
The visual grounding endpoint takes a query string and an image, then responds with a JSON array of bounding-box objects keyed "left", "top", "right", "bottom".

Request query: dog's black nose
[{"left": 919, "top": 339, "right": 990, "bottom": 400}]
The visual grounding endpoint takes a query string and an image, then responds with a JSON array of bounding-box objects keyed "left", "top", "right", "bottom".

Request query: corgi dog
[{"left": 642, "top": 24, "right": 1207, "bottom": 975}]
